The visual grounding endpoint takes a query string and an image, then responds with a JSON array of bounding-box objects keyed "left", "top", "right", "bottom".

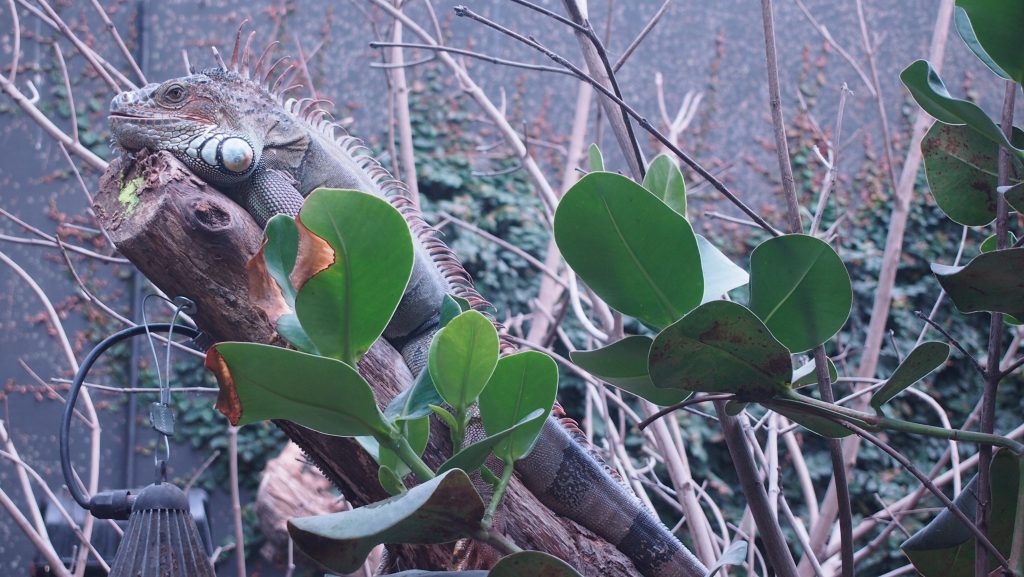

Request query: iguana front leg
[{"left": 231, "top": 167, "right": 305, "bottom": 227}]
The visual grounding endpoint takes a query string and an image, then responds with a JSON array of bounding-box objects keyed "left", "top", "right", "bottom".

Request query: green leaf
[
  {"left": 489, "top": 551, "right": 584, "bottom": 577},
  {"left": 207, "top": 342, "right": 391, "bottom": 438},
  {"left": 643, "top": 153, "right": 687, "bottom": 215},
  {"left": 921, "top": 122, "right": 1000, "bottom": 226},
  {"left": 378, "top": 415, "right": 430, "bottom": 479},
  {"left": 288, "top": 469, "right": 485, "bottom": 574},
  {"left": 276, "top": 313, "right": 318, "bottom": 354},
  {"left": 385, "top": 369, "right": 443, "bottom": 422},
  {"left": 697, "top": 235, "right": 749, "bottom": 303},
  {"left": 1003, "top": 181, "right": 1024, "bottom": 213},
  {"left": 724, "top": 401, "right": 748, "bottom": 416},
  {"left": 900, "top": 60, "right": 1021, "bottom": 155},
  {"left": 427, "top": 310, "right": 500, "bottom": 412},
  {"left": 263, "top": 214, "right": 300, "bottom": 306},
  {"left": 429, "top": 405, "right": 459, "bottom": 431},
  {"left": 588, "top": 143, "right": 604, "bottom": 172},
  {"left": 871, "top": 342, "right": 950, "bottom": 410},
  {"left": 765, "top": 397, "right": 853, "bottom": 439},
  {"left": 902, "top": 450, "right": 1021, "bottom": 576},
  {"left": 791, "top": 356, "right": 839, "bottom": 388},
  {"left": 749, "top": 234, "right": 852, "bottom": 353},
  {"left": 295, "top": 189, "right": 414, "bottom": 365},
  {"left": 440, "top": 294, "right": 471, "bottom": 327},
  {"left": 980, "top": 232, "right": 1019, "bottom": 253},
  {"left": 932, "top": 249, "right": 1024, "bottom": 319},
  {"left": 437, "top": 409, "right": 546, "bottom": 474},
  {"left": 649, "top": 300, "right": 791, "bottom": 399},
  {"left": 570, "top": 336, "right": 690, "bottom": 406},
  {"left": 954, "top": 6, "right": 1011, "bottom": 80},
  {"left": 955, "top": 0, "right": 1024, "bottom": 84},
  {"left": 704, "top": 540, "right": 748, "bottom": 577},
  {"left": 478, "top": 352, "right": 557, "bottom": 461},
  {"left": 377, "top": 465, "right": 406, "bottom": 496},
  {"left": 554, "top": 172, "right": 703, "bottom": 328}
]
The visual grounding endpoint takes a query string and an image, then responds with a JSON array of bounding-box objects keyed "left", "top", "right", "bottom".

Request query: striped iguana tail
[{"left": 107, "top": 28, "right": 707, "bottom": 577}]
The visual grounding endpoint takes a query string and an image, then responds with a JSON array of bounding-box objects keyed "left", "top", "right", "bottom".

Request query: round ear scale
[{"left": 219, "top": 137, "right": 254, "bottom": 174}]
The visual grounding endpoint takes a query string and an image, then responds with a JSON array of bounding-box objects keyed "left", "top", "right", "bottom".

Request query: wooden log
[{"left": 93, "top": 150, "right": 642, "bottom": 576}]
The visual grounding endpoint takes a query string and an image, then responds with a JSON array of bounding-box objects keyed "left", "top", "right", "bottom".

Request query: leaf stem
[
  {"left": 387, "top": 428, "right": 436, "bottom": 482},
  {"left": 482, "top": 459, "right": 515, "bottom": 529},
  {"left": 472, "top": 527, "right": 523, "bottom": 556},
  {"left": 772, "top": 391, "right": 1024, "bottom": 454}
]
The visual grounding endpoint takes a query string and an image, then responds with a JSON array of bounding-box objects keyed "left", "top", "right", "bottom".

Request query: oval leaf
[
  {"left": 954, "top": 6, "right": 1011, "bottom": 80},
  {"left": 206, "top": 342, "right": 390, "bottom": 438},
  {"left": 922, "top": 122, "right": 1000, "bottom": 226},
  {"left": 438, "top": 409, "right": 546, "bottom": 474},
  {"left": 765, "top": 398, "right": 853, "bottom": 439},
  {"left": 642, "top": 153, "right": 687, "bottom": 215},
  {"left": 749, "top": 234, "right": 852, "bottom": 353},
  {"left": 490, "top": 551, "right": 584, "bottom": 577},
  {"left": 294, "top": 189, "right": 414, "bottom": 365},
  {"left": 956, "top": 0, "right": 1024, "bottom": 84},
  {"left": 554, "top": 171, "right": 703, "bottom": 328},
  {"left": 649, "top": 300, "right": 791, "bottom": 399},
  {"left": 263, "top": 214, "right": 300, "bottom": 306},
  {"left": 900, "top": 60, "right": 1021, "bottom": 154},
  {"left": 427, "top": 310, "right": 500, "bottom": 412},
  {"left": 478, "top": 352, "right": 558, "bottom": 461},
  {"left": 698, "top": 235, "right": 749, "bottom": 303},
  {"left": 288, "top": 469, "right": 485, "bottom": 574},
  {"left": 570, "top": 336, "right": 690, "bottom": 406},
  {"left": 932, "top": 248, "right": 1024, "bottom": 319},
  {"left": 870, "top": 341, "right": 950, "bottom": 410},
  {"left": 588, "top": 143, "right": 604, "bottom": 172}
]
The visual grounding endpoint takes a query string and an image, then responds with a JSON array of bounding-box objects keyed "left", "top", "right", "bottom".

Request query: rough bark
[{"left": 93, "top": 150, "right": 642, "bottom": 577}]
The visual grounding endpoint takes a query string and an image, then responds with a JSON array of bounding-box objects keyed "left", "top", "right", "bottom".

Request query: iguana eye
[{"left": 161, "top": 84, "right": 187, "bottom": 105}]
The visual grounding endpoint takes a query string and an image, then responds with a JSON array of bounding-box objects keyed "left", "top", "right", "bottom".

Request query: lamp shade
[{"left": 107, "top": 483, "right": 216, "bottom": 577}]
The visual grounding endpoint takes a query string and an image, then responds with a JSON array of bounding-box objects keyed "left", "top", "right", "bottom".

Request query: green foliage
[
  {"left": 428, "top": 310, "right": 500, "bottom": 413},
  {"left": 570, "top": 336, "right": 689, "bottom": 406},
  {"left": 478, "top": 352, "right": 558, "bottom": 461},
  {"left": 921, "top": 123, "right": 1003, "bottom": 226},
  {"left": 642, "top": 153, "right": 687, "bottom": 216},
  {"left": 954, "top": 0, "right": 1024, "bottom": 83},
  {"left": 748, "top": 234, "right": 853, "bottom": 353},
  {"left": 871, "top": 342, "right": 950, "bottom": 410},
  {"left": 288, "top": 470, "right": 485, "bottom": 575},
  {"left": 932, "top": 248, "right": 1024, "bottom": 320},
  {"left": 437, "top": 409, "right": 545, "bottom": 475},
  {"left": 554, "top": 171, "right": 703, "bottom": 328}
]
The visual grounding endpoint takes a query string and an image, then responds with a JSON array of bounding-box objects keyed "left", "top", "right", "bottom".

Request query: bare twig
[
  {"left": 612, "top": 0, "right": 671, "bottom": 73},
  {"left": 88, "top": 0, "right": 146, "bottom": 83},
  {"left": 370, "top": 41, "right": 573, "bottom": 76}
]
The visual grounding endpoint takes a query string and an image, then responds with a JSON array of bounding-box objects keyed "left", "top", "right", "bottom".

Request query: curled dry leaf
[
  {"left": 246, "top": 235, "right": 292, "bottom": 325},
  {"left": 205, "top": 347, "right": 242, "bottom": 425},
  {"left": 290, "top": 216, "right": 335, "bottom": 293}
]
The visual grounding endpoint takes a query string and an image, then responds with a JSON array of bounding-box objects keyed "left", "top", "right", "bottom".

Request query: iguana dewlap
[{"left": 108, "top": 36, "right": 705, "bottom": 577}]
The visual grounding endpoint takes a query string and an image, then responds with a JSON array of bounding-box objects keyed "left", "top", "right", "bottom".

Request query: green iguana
[{"left": 108, "top": 31, "right": 705, "bottom": 577}]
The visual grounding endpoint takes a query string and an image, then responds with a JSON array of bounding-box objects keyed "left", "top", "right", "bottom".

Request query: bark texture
[{"left": 93, "top": 150, "right": 642, "bottom": 576}]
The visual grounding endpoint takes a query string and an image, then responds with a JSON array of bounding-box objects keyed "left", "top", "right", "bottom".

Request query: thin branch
[
  {"left": 6, "top": 0, "right": 19, "bottom": 83},
  {"left": 88, "top": 0, "right": 146, "bottom": 84},
  {"left": 809, "top": 84, "right": 851, "bottom": 237},
  {"left": 792, "top": 0, "right": 875, "bottom": 96},
  {"left": 369, "top": 41, "right": 574, "bottom": 76},
  {"left": 914, "top": 311, "right": 985, "bottom": 376},
  {"left": 637, "top": 394, "right": 734, "bottom": 430},
  {"left": 612, "top": 0, "right": 671, "bottom": 73}
]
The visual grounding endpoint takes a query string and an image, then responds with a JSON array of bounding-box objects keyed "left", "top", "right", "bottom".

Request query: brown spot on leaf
[
  {"left": 291, "top": 216, "right": 335, "bottom": 292},
  {"left": 246, "top": 238, "right": 291, "bottom": 325},
  {"left": 206, "top": 347, "right": 242, "bottom": 425}
]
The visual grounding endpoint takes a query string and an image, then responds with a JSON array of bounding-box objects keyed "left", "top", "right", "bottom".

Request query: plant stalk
[{"left": 482, "top": 459, "right": 515, "bottom": 528}]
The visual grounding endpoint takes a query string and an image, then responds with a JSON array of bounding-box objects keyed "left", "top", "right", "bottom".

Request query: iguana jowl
[{"left": 108, "top": 34, "right": 705, "bottom": 577}]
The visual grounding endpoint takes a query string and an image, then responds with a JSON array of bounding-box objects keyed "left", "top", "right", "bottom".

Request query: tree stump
[{"left": 93, "top": 150, "right": 642, "bottom": 576}]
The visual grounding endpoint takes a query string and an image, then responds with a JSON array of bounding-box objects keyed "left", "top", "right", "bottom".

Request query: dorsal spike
[
  {"left": 182, "top": 50, "right": 193, "bottom": 75},
  {"left": 240, "top": 31, "right": 256, "bottom": 77},
  {"left": 229, "top": 19, "right": 249, "bottom": 72},
  {"left": 252, "top": 41, "right": 280, "bottom": 81},
  {"left": 271, "top": 64, "right": 298, "bottom": 94},
  {"left": 211, "top": 46, "right": 227, "bottom": 71},
  {"left": 295, "top": 97, "right": 314, "bottom": 115},
  {"left": 278, "top": 83, "right": 304, "bottom": 98},
  {"left": 264, "top": 57, "right": 292, "bottom": 89}
]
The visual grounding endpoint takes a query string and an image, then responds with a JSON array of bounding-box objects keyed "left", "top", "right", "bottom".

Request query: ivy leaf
[
  {"left": 649, "top": 301, "right": 791, "bottom": 399},
  {"left": 955, "top": 0, "right": 1024, "bottom": 84},
  {"left": 749, "top": 234, "right": 852, "bottom": 353},
  {"left": 293, "top": 189, "right": 414, "bottom": 366},
  {"left": 288, "top": 470, "right": 485, "bottom": 575},
  {"left": 571, "top": 336, "right": 690, "bottom": 406},
  {"left": 900, "top": 60, "right": 1021, "bottom": 155},
  {"left": 932, "top": 249, "right": 1024, "bottom": 319},
  {"left": 870, "top": 342, "right": 950, "bottom": 410},
  {"left": 437, "top": 409, "right": 546, "bottom": 474},
  {"left": 427, "top": 310, "right": 500, "bottom": 413},
  {"left": 478, "top": 352, "right": 557, "bottom": 462},
  {"left": 554, "top": 171, "right": 703, "bottom": 328},
  {"left": 643, "top": 153, "right": 687, "bottom": 216},
  {"left": 206, "top": 342, "right": 391, "bottom": 438}
]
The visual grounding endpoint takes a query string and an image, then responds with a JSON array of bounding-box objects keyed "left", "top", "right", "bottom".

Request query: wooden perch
[{"left": 93, "top": 150, "right": 642, "bottom": 576}]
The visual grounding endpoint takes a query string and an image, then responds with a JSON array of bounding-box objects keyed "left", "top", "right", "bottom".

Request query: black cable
[{"left": 60, "top": 323, "right": 203, "bottom": 510}]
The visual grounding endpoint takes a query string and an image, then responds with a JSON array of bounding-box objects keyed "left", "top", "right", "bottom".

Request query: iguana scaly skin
[{"left": 108, "top": 33, "right": 705, "bottom": 577}]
